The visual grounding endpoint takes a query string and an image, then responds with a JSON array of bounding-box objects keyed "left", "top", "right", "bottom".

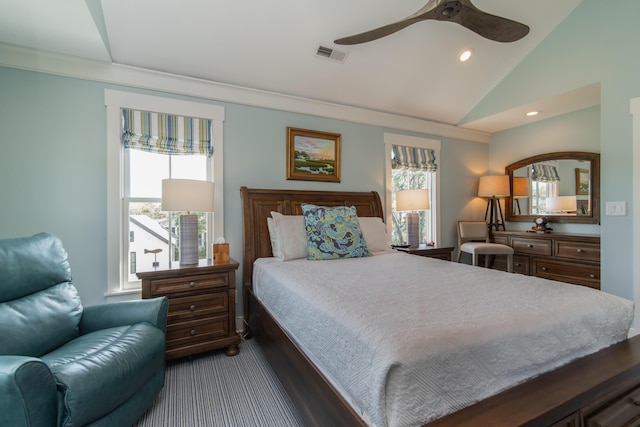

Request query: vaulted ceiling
[{"left": 0, "top": 0, "right": 592, "bottom": 133}]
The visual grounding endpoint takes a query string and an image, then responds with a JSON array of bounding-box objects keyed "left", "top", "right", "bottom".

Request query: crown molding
[{"left": 0, "top": 43, "right": 490, "bottom": 143}]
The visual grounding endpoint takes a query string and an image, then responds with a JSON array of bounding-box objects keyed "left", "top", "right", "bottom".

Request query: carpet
[{"left": 134, "top": 338, "right": 305, "bottom": 426}]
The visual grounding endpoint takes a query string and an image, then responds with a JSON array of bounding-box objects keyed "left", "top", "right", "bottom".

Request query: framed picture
[
  {"left": 575, "top": 168, "right": 589, "bottom": 195},
  {"left": 286, "top": 127, "right": 341, "bottom": 182}
]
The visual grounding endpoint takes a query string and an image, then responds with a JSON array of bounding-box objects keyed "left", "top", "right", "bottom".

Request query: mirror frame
[{"left": 505, "top": 151, "right": 600, "bottom": 224}]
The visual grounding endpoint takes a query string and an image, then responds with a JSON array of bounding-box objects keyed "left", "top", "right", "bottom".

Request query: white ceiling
[{"left": 0, "top": 0, "right": 592, "bottom": 133}]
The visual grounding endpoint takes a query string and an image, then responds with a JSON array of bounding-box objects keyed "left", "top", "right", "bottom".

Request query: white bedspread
[{"left": 253, "top": 252, "right": 634, "bottom": 427}]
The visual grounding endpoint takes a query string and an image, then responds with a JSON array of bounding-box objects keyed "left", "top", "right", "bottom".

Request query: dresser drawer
[
  {"left": 512, "top": 237, "right": 552, "bottom": 256},
  {"left": 533, "top": 258, "right": 600, "bottom": 289},
  {"left": 166, "top": 315, "right": 230, "bottom": 347},
  {"left": 512, "top": 255, "right": 530, "bottom": 275},
  {"left": 555, "top": 240, "right": 600, "bottom": 262},
  {"left": 167, "top": 292, "right": 229, "bottom": 322},
  {"left": 148, "top": 273, "right": 229, "bottom": 296}
]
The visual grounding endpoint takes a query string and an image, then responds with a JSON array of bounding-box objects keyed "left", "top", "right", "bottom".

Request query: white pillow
[
  {"left": 270, "top": 212, "right": 308, "bottom": 260},
  {"left": 358, "top": 217, "right": 392, "bottom": 254},
  {"left": 266, "top": 217, "right": 283, "bottom": 259}
]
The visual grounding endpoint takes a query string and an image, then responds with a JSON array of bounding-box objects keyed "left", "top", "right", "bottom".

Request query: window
[
  {"left": 384, "top": 133, "right": 440, "bottom": 246},
  {"left": 105, "top": 90, "right": 225, "bottom": 296}
]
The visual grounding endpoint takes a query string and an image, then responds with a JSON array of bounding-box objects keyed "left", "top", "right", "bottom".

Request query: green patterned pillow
[{"left": 301, "top": 204, "right": 371, "bottom": 260}]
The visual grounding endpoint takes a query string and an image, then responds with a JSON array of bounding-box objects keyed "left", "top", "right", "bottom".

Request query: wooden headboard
[{"left": 239, "top": 186, "right": 384, "bottom": 290}]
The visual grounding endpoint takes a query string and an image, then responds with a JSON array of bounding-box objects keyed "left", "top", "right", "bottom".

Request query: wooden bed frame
[{"left": 240, "top": 186, "right": 640, "bottom": 427}]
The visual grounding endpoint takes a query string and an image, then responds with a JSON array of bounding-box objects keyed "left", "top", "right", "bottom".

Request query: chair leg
[
  {"left": 472, "top": 254, "right": 478, "bottom": 266},
  {"left": 484, "top": 255, "right": 490, "bottom": 268},
  {"left": 456, "top": 251, "right": 462, "bottom": 263},
  {"left": 506, "top": 254, "right": 513, "bottom": 273}
]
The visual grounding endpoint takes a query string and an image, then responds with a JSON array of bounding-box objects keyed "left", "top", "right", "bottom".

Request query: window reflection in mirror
[
  {"left": 505, "top": 152, "right": 599, "bottom": 224},
  {"left": 512, "top": 160, "right": 590, "bottom": 216}
]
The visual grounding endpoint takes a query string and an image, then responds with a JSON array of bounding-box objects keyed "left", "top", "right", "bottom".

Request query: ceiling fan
[{"left": 334, "top": 0, "right": 529, "bottom": 45}]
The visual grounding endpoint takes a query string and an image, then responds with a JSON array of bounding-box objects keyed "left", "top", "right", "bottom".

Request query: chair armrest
[
  {"left": 79, "top": 297, "right": 169, "bottom": 335},
  {"left": 0, "top": 356, "right": 58, "bottom": 427}
]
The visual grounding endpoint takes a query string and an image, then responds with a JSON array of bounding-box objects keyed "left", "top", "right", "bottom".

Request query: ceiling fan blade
[
  {"left": 334, "top": 0, "right": 439, "bottom": 45},
  {"left": 457, "top": 1, "right": 529, "bottom": 42}
]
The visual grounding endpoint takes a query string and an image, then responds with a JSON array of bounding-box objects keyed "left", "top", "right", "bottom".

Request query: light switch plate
[{"left": 606, "top": 201, "right": 627, "bottom": 216}]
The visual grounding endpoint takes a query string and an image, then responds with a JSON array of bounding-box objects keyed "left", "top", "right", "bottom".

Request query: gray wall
[{"left": 0, "top": 66, "right": 487, "bottom": 311}]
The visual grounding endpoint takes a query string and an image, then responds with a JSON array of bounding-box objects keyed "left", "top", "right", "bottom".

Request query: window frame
[
  {"left": 105, "top": 90, "right": 225, "bottom": 297},
  {"left": 384, "top": 133, "right": 441, "bottom": 246}
]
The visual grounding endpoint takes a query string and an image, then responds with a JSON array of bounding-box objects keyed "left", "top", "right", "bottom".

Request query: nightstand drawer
[
  {"left": 533, "top": 259, "right": 599, "bottom": 288},
  {"left": 149, "top": 273, "right": 229, "bottom": 296},
  {"left": 166, "top": 316, "right": 230, "bottom": 346},
  {"left": 512, "top": 255, "right": 530, "bottom": 275},
  {"left": 555, "top": 241, "right": 600, "bottom": 262},
  {"left": 168, "top": 292, "right": 229, "bottom": 322},
  {"left": 512, "top": 237, "right": 552, "bottom": 256}
]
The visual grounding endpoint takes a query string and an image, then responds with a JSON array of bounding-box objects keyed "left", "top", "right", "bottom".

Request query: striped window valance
[
  {"left": 391, "top": 145, "right": 437, "bottom": 171},
  {"left": 121, "top": 109, "right": 213, "bottom": 156},
  {"left": 531, "top": 164, "right": 560, "bottom": 182}
]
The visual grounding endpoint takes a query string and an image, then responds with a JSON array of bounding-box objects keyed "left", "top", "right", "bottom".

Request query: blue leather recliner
[{"left": 0, "top": 233, "right": 168, "bottom": 427}]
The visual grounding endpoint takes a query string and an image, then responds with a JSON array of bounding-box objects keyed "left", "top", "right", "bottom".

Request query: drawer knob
[
  {"left": 590, "top": 274, "right": 596, "bottom": 279},
  {"left": 541, "top": 267, "right": 548, "bottom": 271},
  {"left": 189, "top": 281, "right": 196, "bottom": 288},
  {"left": 576, "top": 248, "right": 583, "bottom": 253},
  {"left": 190, "top": 329, "right": 196, "bottom": 336},
  {"left": 515, "top": 263, "right": 521, "bottom": 267},
  {"left": 527, "top": 244, "right": 533, "bottom": 248},
  {"left": 189, "top": 304, "right": 196, "bottom": 311}
]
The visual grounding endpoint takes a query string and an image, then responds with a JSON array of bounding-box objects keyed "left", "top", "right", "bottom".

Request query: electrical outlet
[{"left": 606, "top": 201, "right": 626, "bottom": 216}]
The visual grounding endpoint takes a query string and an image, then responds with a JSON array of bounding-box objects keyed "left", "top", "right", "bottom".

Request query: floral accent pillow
[{"left": 301, "top": 204, "right": 371, "bottom": 260}]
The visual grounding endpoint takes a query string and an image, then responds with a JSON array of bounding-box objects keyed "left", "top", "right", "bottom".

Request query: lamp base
[
  {"left": 406, "top": 212, "right": 420, "bottom": 248},
  {"left": 485, "top": 197, "right": 506, "bottom": 231},
  {"left": 179, "top": 214, "right": 199, "bottom": 266}
]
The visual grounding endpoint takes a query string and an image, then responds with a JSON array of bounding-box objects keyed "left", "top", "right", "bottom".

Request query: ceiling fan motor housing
[{"left": 436, "top": 1, "right": 462, "bottom": 20}]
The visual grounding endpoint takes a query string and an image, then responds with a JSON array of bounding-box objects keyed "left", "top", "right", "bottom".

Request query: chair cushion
[
  {"left": 460, "top": 242, "right": 514, "bottom": 255},
  {"left": 0, "top": 282, "right": 82, "bottom": 357},
  {"left": 41, "top": 323, "right": 165, "bottom": 427}
]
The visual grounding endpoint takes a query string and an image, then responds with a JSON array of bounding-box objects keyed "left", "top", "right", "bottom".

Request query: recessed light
[
  {"left": 526, "top": 111, "right": 540, "bottom": 117},
  {"left": 459, "top": 49, "right": 473, "bottom": 62}
]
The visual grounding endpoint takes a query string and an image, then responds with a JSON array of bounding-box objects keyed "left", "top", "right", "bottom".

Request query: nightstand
[
  {"left": 394, "top": 245, "right": 455, "bottom": 261},
  {"left": 137, "top": 259, "right": 241, "bottom": 359}
]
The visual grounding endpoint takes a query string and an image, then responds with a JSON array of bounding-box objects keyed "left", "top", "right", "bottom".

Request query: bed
[{"left": 240, "top": 187, "right": 640, "bottom": 427}]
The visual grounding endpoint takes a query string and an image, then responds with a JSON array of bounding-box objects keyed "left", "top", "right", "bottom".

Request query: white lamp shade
[
  {"left": 513, "top": 177, "right": 529, "bottom": 198},
  {"left": 161, "top": 179, "right": 215, "bottom": 212},
  {"left": 478, "top": 175, "right": 510, "bottom": 198},
  {"left": 547, "top": 196, "right": 577, "bottom": 212},
  {"left": 396, "top": 189, "right": 430, "bottom": 211}
]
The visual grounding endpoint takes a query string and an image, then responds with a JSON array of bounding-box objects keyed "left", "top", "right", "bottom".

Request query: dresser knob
[
  {"left": 541, "top": 267, "right": 548, "bottom": 271},
  {"left": 189, "top": 305, "right": 196, "bottom": 311},
  {"left": 590, "top": 274, "right": 596, "bottom": 279},
  {"left": 515, "top": 263, "right": 521, "bottom": 267},
  {"left": 576, "top": 248, "right": 583, "bottom": 253},
  {"left": 190, "top": 329, "right": 196, "bottom": 336},
  {"left": 189, "top": 281, "right": 196, "bottom": 288},
  {"left": 527, "top": 244, "right": 533, "bottom": 248}
]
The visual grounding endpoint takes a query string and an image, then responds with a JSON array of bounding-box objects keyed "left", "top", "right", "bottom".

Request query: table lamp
[
  {"left": 478, "top": 175, "right": 510, "bottom": 231},
  {"left": 512, "top": 176, "right": 529, "bottom": 214},
  {"left": 396, "top": 189, "right": 430, "bottom": 248},
  {"left": 547, "top": 195, "right": 577, "bottom": 214},
  {"left": 162, "top": 179, "right": 215, "bottom": 266}
]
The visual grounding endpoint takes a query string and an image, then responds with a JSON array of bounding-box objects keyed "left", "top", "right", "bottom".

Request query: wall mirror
[{"left": 505, "top": 151, "right": 600, "bottom": 224}]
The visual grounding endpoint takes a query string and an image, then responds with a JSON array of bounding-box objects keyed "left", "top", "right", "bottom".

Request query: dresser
[
  {"left": 138, "top": 260, "right": 241, "bottom": 359},
  {"left": 490, "top": 231, "right": 600, "bottom": 289}
]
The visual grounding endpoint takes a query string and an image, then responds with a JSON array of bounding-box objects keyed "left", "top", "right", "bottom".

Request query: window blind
[
  {"left": 531, "top": 164, "right": 560, "bottom": 182},
  {"left": 121, "top": 109, "right": 213, "bottom": 156},
  {"left": 391, "top": 144, "right": 437, "bottom": 171}
]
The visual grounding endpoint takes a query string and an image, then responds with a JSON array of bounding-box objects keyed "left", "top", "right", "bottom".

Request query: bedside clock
[{"left": 532, "top": 216, "right": 551, "bottom": 232}]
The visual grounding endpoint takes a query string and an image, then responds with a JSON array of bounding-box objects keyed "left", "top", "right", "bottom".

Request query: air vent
[{"left": 315, "top": 45, "right": 348, "bottom": 63}]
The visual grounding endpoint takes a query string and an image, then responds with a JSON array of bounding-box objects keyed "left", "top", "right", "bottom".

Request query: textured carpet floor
[{"left": 134, "top": 338, "right": 305, "bottom": 427}]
